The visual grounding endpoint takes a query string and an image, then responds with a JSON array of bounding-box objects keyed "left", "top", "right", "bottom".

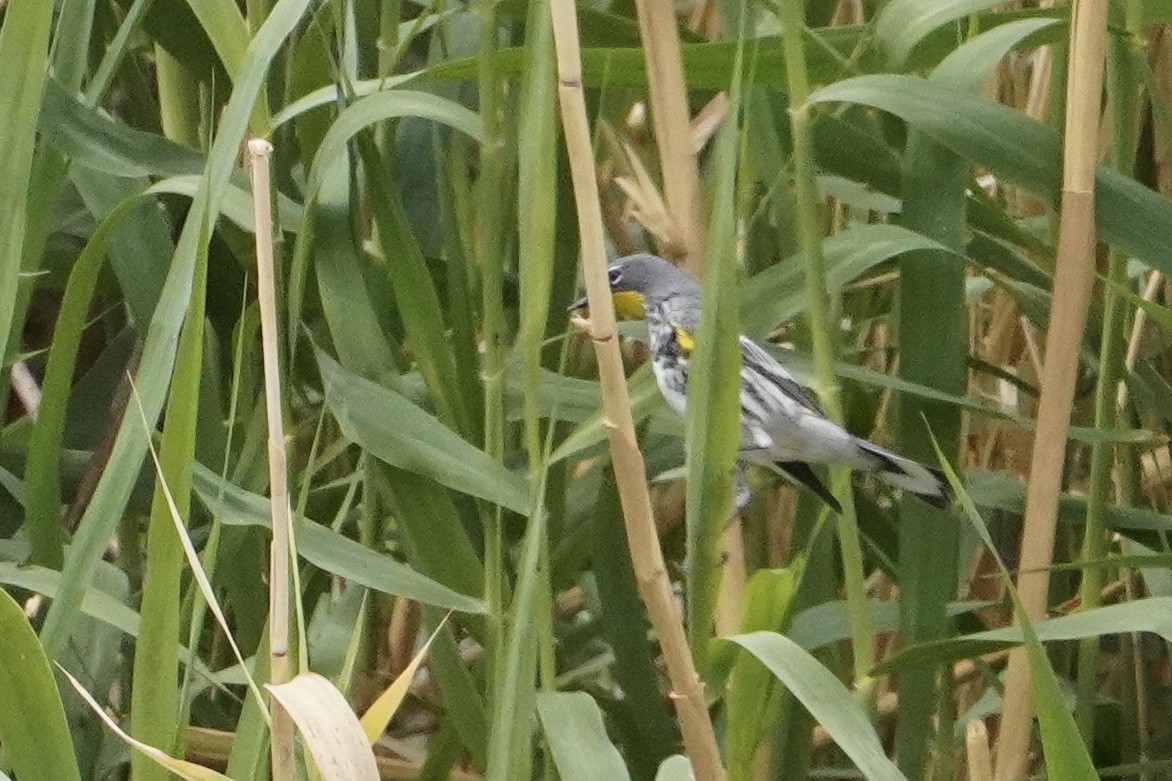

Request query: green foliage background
[{"left": 3, "top": 0, "right": 1172, "bottom": 778}]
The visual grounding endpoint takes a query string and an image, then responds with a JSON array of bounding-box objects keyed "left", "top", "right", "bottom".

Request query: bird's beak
[{"left": 568, "top": 295, "right": 589, "bottom": 313}]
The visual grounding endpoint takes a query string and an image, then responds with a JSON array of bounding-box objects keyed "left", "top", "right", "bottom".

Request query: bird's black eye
[{"left": 608, "top": 267, "right": 622, "bottom": 286}]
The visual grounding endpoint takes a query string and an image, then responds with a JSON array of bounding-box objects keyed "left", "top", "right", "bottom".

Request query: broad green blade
[
  {"left": 0, "top": 589, "right": 82, "bottom": 781},
  {"left": 537, "top": 692, "right": 632, "bottom": 781}
]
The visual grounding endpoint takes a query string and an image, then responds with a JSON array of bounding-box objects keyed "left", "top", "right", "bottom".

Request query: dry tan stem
[
  {"left": 248, "top": 137, "right": 296, "bottom": 778},
  {"left": 691, "top": 93, "right": 728, "bottom": 154},
  {"left": 549, "top": 2, "right": 725, "bottom": 778},
  {"left": 713, "top": 519, "right": 746, "bottom": 636},
  {"left": 186, "top": 726, "right": 482, "bottom": 780},
  {"left": 9, "top": 361, "right": 40, "bottom": 418},
  {"left": 1117, "top": 270, "right": 1163, "bottom": 409},
  {"left": 993, "top": 2, "right": 1110, "bottom": 778},
  {"left": 966, "top": 720, "right": 995, "bottom": 781},
  {"left": 632, "top": 0, "right": 707, "bottom": 274}
]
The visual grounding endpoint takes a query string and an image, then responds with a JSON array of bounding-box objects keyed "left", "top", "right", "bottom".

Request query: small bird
[{"left": 571, "top": 253, "right": 950, "bottom": 513}]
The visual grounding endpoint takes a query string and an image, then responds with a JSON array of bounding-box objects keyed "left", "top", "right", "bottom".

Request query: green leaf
[
  {"left": 190, "top": 462, "right": 486, "bottom": 613},
  {"left": 882, "top": 597, "right": 1172, "bottom": 672},
  {"left": 22, "top": 193, "right": 137, "bottom": 569},
  {"left": 891, "top": 76, "right": 969, "bottom": 778},
  {"left": 484, "top": 510, "right": 544, "bottom": 780},
  {"left": 929, "top": 436, "right": 1098, "bottom": 779},
  {"left": 180, "top": 0, "right": 250, "bottom": 79},
  {"left": 307, "top": 90, "right": 482, "bottom": 198},
  {"left": 741, "top": 224, "right": 961, "bottom": 338},
  {"left": 724, "top": 632, "right": 905, "bottom": 781},
  {"left": 373, "top": 465, "right": 485, "bottom": 607},
  {"left": 129, "top": 213, "right": 208, "bottom": 781},
  {"left": 309, "top": 159, "right": 403, "bottom": 383},
  {"left": 317, "top": 349, "right": 530, "bottom": 515},
  {"left": 654, "top": 756, "right": 694, "bottom": 781},
  {"left": 685, "top": 43, "right": 744, "bottom": 669},
  {"left": 536, "top": 692, "right": 632, "bottom": 781},
  {"left": 724, "top": 568, "right": 799, "bottom": 778},
  {"left": 549, "top": 364, "right": 668, "bottom": 463},
  {"left": 39, "top": 0, "right": 317, "bottom": 657},
  {"left": 0, "top": 0, "right": 54, "bottom": 355},
  {"left": 355, "top": 134, "right": 476, "bottom": 437},
  {"left": 0, "top": 589, "right": 82, "bottom": 781},
  {"left": 795, "top": 600, "right": 988, "bottom": 653},
  {"left": 589, "top": 466, "right": 677, "bottom": 775},
  {"left": 965, "top": 469, "right": 1172, "bottom": 537},
  {"left": 0, "top": 562, "right": 140, "bottom": 637},
  {"left": 931, "top": 18, "right": 1062, "bottom": 91},
  {"left": 515, "top": 0, "right": 559, "bottom": 459},
  {"left": 808, "top": 75, "right": 1172, "bottom": 276},
  {"left": 39, "top": 79, "right": 205, "bottom": 178},
  {"left": 874, "top": 0, "right": 1030, "bottom": 66},
  {"left": 146, "top": 175, "right": 303, "bottom": 234}
]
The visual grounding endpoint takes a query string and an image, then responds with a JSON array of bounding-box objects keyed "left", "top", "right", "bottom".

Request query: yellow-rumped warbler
[{"left": 571, "top": 253, "right": 951, "bottom": 513}]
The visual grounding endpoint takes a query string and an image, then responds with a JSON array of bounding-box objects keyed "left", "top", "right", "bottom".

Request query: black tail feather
[
  {"left": 855, "top": 441, "right": 952, "bottom": 509},
  {"left": 776, "top": 461, "right": 842, "bottom": 514},
  {"left": 918, "top": 466, "right": 952, "bottom": 509}
]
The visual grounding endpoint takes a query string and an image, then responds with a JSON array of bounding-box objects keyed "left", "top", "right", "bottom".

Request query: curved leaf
[
  {"left": 741, "top": 223, "right": 961, "bottom": 337},
  {"left": 266, "top": 673, "right": 379, "bottom": 781},
  {"left": 0, "top": 589, "right": 82, "bottom": 781},
  {"left": 884, "top": 597, "right": 1172, "bottom": 673},
  {"left": 537, "top": 692, "right": 632, "bottom": 781},
  {"left": 0, "top": 562, "right": 140, "bottom": 636},
  {"left": 725, "top": 632, "right": 905, "bottom": 781},
  {"left": 808, "top": 75, "right": 1172, "bottom": 275},
  {"left": 61, "top": 666, "right": 231, "bottom": 781},
  {"left": 932, "top": 18, "right": 1063, "bottom": 91},
  {"left": 317, "top": 350, "right": 529, "bottom": 515},
  {"left": 40, "top": 79, "right": 205, "bottom": 178},
  {"left": 307, "top": 90, "right": 483, "bottom": 198},
  {"left": 191, "top": 462, "right": 486, "bottom": 613},
  {"left": 875, "top": 0, "right": 1028, "bottom": 66}
]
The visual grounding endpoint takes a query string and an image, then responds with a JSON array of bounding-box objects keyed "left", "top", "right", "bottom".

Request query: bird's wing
[{"left": 738, "top": 336, "right": 826, "bottom": 417}]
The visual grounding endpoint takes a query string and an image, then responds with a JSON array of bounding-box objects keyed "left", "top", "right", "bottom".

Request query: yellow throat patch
[
  {"left": 611, "top": 291, "right": 646, "bottom": 319},
  {"left": 672, "top": 324, "right": 695, "bottom": 354}
]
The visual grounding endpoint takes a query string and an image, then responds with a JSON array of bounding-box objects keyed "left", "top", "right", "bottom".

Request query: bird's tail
[{"left": 856, "top": 441, "right": 951, "bottom": 509}]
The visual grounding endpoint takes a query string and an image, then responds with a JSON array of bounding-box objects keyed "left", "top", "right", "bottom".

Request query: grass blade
[
  {"left": 0, "top": 0, "right": 54, "bottom": 352},
  {"left": 317, "top": 349, "right": 530, "bottom": 515},
  {"left": 0, "top": 590, "right": 81, "bottom": 781},
  {"left": 683, "top": 34, "right": 743, "bottom": 668},
  {"left": 39, "top": 0, "right": 316, "bottom": 656},
  {"left": 537, "top": 692, "right": 633, "bottom": 781},
  {"left": 724, "top": 632, "right": 904, "bottom": 781},
  {"left": 129, "top": 215, "right": 209, "bottom": 780}
]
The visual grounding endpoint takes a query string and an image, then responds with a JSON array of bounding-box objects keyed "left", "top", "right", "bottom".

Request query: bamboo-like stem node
[{"left": 248, "top": 135, "right": 296, "bottom": 780}]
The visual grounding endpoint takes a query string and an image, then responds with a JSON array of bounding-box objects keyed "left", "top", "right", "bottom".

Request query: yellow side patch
[
  {"left": 672, "top": 323, "right": 695, "bottom": 354},
  {"left": 612, "top": 291, "right": 646, "bottom": 319}
]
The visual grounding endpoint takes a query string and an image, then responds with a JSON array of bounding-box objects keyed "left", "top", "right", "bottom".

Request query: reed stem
[
  {"left": 548, "top": 1, "right": 725, "bottom": 776},
  {"left": 1074, "top": 0, "right": 1143, "bottom": 745},
  {"left": 249, "top": 138, "right": 295, "bottom": 779},
  {"left": 994, "top": 1, "right": 1110, "bottom": 776},
  {"left": 776, "top": 0, "right": 875, "bottom": 687}
]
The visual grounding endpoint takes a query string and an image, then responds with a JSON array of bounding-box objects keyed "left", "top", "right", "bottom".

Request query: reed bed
[{"left": 3, "top": 1, "right": 1172, "bottom": 779}]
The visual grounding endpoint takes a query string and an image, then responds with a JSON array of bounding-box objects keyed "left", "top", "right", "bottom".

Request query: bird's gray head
[{"left": 569, "top": 253, "right": 700, "bottom": 319}]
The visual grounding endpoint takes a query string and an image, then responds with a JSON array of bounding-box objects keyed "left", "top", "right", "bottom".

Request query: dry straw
[
  {"left": 631, "top": 0, "right": 706, "bottom": 276},
  {"left": 248, "top": 137, "right": 296, "bottom": 778},
  {"left": 994, "top": 0, "right": 1110, "bottom": 777},
  {"left": 547, "top": 0, "right": 725, "bottom": 777}
]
